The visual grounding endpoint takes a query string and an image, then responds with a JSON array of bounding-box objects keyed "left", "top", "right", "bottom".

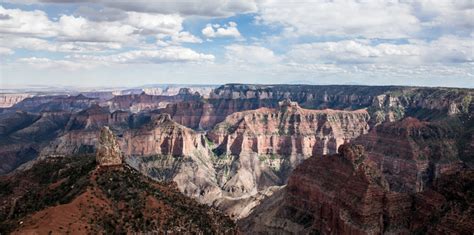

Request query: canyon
[{"left": 0, "top": 84, "right": 472, "bottom": 234}]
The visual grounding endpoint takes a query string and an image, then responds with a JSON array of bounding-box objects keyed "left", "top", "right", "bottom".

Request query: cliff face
[
  {"left": 353, "top": 117, "right": 466, "bottom": 193},
  {"left": 211, "top": 84, "right": 473, "bottom": 124},
  {"left": 0, "top": 94, "right": 31, "bottom": 108},
  {"left": 125, "top": 102, "right": 370, "bottom": 219},
  {"left": 106, "top": 89, "right": 200, "bottom": 113},
  {"left": 123, "top": 114, "right": 207, "bottom": 157},
  {"left": 158, "top": 98, "right": 277, "bottom": 130},
  {"left": 6, "top": 95, "right": 99, "bottom": 113},
  {"left": 241, "top": 144, "right": 473, "bottom": 234},
  {"left": 123, "top": 114, "right": 222, "bottom": 205},
  {"left": 156, "top": 85, "right": 472, "bottom": 130},
  {"left": 208, "top": 100, "right": 370, "bottom": 157},
  {"left": 0, "top": 111, "right": 71, "bottom": 174}
]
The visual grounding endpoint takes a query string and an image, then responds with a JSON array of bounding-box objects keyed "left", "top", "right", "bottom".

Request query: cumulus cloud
[
  {"left": 0, "top": 5, "right": 205, "bottom": 55},
  {"left": 225, "top": 44, "right": 281, "bottom": 64},
  {"left": 8, "top": 0, "right": 258, "bottom": 17},
  {"left": 171, "top": 32, "right": 203, "bottom": 44},
  {"left": 286, "top": 36, "right": 473, "bottom": 65},
  {"left": 256, "top": 0, "right": 474, "bottom": 39},
  {"left": 70, "top": 47, "right": 214, "bottom": 64},
  {"left": 202, "top": 22, "right": 242, "bottom": 39},
  {"left": 0, "top": 6, "right": 57, "bottom": 37},
  {"left": 256, "top": 1, "right": 420, "bottom": 39}
]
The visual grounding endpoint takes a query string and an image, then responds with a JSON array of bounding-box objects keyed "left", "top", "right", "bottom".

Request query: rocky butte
[{"left": 96, "top": 126, "right": 122, "bottom": 166}]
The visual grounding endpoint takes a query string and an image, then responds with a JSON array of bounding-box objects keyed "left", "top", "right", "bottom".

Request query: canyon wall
[
  {"left": 0, "top": 94, "right": 31, "bottom": 108},
  {"left": 241, "top": 144, "right": 473, "bottom": 234}
]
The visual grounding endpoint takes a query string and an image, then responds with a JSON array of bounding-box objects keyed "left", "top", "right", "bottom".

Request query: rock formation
[
  {"left": 124, "top": 103, "right": 371, "bottom": 219},
  {"left": 96, "top": 126, "right": 122, "bottom": 166},
  {"left": 241, "top": 144, "right": 474, "bottom": 234},
  {"left": 353, "top": 117, "right": 466, "bottom": 192},
  {"left": 0, "top": 155, "right": 237, "bottom": 234},
  {"left": 5, "top": 94, "right": 99, "bottom": 113},
  {"left": 106, "top": 89, "right": 200, "bottom": 113},
  {"left": 0, "top": 94, "right": 31, "bottom": 108},
  {"left": 123, "top": 114, "right": 222, "bottom": 205},
  {"left": 208, "top": 99, "right": 370, "bottom": 157}
]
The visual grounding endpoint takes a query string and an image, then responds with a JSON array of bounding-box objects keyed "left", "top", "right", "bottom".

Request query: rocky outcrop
[
  {"left": 38, "top": 106, "right": 133, "bottom": 158},
  {"left": 123, "top": 114, "right": 222, "bottom": 205},
  {"left": 96, "top": 126, "right": 122, "bottom": 166},
  {"left": 106, "top": 89, "right": 200, "bottom": 113},
  {"left": 158, "top": 97, "right": 277, "bottom": 130},
  {"left": 0, "top": 94, "right": 31, "bottom": 108},
  {"left": 6, "top": 94, "right": 99, "bottom": 113},
  {"left": 241, "top": 144, "right": 474, "bottom": 234},
  {"left": 208, "top": 99, "right": 370, "bottom": 157},
  {"left": 353, "top": 117, "right": 466, "bottom": 193},
  {"left": 0, "top": 155, "right": 237, "bottom": 234},
  {"left": 210, "top": 84, "right": 473, "bottom": 123},
  {"left": 156, "top": 85, "right": 471, "bottom": 130},
  {"left": 0, "top": 111, "right": 71, "bottom": 174}
]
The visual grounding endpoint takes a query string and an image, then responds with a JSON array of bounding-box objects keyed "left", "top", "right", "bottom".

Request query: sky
[{"left": 0, "top": 0, "right": 473, "bottom": 88}]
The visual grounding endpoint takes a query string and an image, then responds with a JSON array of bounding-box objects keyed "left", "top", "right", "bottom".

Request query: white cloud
[
  {"left": 70, "top": 47, "right": 215, "bottom": 64},
  {"left": 17, "top": 57, "right": 95, "bottom": 70},
  {"left": 8, "top": 0, "right": 258, "bottom": 17},
  {"left": 171, "top": 31, "right": 203, "bottom": 44},
  {"left": 125, "top": 12, "right": 183, "bottom": 35},
  {"left": 0, "top": 35, "right": 122, "bottom": 53},
  {"left": 287, "top": 40, "right": 421, "bottom": 64},
  {"left": 57, "top": 15, "right": 137, "bottom": 43},
  {"left": 286, "top": 36, "right": 473, "bottom": 65},
  {"left": 97, "top": 0, "right": 258, "bottom": 17},
  {"left": 225, "top": 44, "right": 281, "bottom": 64},
  {"left": 0, "top": 47, "right": 14, "bottom": 55},
  {"left": 256, "top": 0, "right": 420, "bottom": 39},
  {"left": 0, "top": 6, "right": 57, "bottom": 37},
  {"left": 202, "top": 22, "right": 242, "bottom": 39}
]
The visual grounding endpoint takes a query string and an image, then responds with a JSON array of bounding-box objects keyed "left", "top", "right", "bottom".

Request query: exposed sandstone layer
[
  {"left": 96, "top": 126, "right": 122, "bottom": 166},
  {"left": 157, "top": 84, "right": 472, "bottom": 130},
  {"left": 208, "top": 99, "right": 370, "bottom": 157},
  {"left": 106, "top": 89, "right": 200, "bottom": 113},
  {"left": 353, "top": 117, "right": 466, "bottom": 192},
  {"left": 241, "top": 144, "right": 473, "bottom": 234},
  {"left": 125, "top": 103, "right": 370, "bottom": 219},
  {"left": 123, "top": 114, "right": 222, "bottom": 205},
  {"left": 0, "top": 94, "right": 31, "bottom": 108},
  {"left": 5, "top": 94, "right": 99, "bottom": 113}
]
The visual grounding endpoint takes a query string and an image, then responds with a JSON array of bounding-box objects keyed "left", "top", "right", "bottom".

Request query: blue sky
[{"left": 0, "top": 0, "right": 473, "bottom": 88}]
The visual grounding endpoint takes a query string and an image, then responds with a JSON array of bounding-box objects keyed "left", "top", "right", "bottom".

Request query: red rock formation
[
  {"left": 242, "top": 144, "right": 473, "bottom": 234},
  {"left": 353, "top": 117, "right": 464, "bottom": 192},
  {"left": 282, "top": 145, "right": 389, "bottom": 234},
  {"left": 123, "top": 114, "right": 207, "bottom": 157},
  {"left": 208, "top": 100, "right": 370, "bottom": 157},
  {"left": 106, "top": 90, "right": 200, "bottom": 113}
]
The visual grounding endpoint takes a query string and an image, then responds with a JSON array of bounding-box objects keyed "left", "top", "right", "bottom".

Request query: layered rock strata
[
  {"left": 208, "top": 99, "right": 370, "bottom": 157},
  {"left": 241, "top": 144, "right": 473, "bottom": 234}
]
